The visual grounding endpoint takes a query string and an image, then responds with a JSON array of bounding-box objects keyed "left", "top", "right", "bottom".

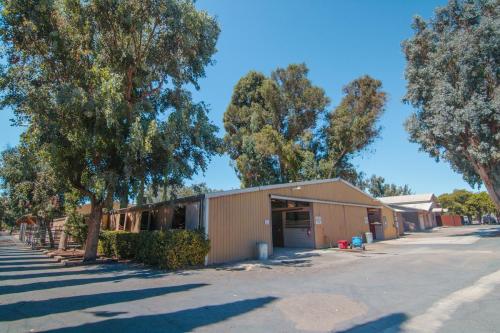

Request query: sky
[{"left": 0, "top": 0, "right": 479, "bottom": 196}]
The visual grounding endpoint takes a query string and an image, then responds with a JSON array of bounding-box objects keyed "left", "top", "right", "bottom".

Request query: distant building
[{"left": 378, "top": 194, "right": 443, "bottom": 232}]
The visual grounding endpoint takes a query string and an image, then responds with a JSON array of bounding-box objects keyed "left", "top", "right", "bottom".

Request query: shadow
[
  {"left": 271, "top": 248, "right": 321, "bottom": 260},
  {"left": 0, "top": 264, "right": 175, "bottom": 282},
  {"left": 336, "top": 313, "right": 408, "bottom": 333},
  {"left": 42, "top": 296, "right": 277, "bottom": 333},
  {"left": 86, "top": 311, "right": 128, "bottom": 318},
  {"left": 447, "top": 227, "right": 500, "bottom": 238},
  {"left": 0, "top": 256, "right": 50, "bottom": 261},
  {"left": 0, "top": 270, "right": 168, "bottom": 296},
  {"left": 0, "top": 260, "right": 59, "bottom": 266},
  {"left": 0, "top": 283, "right": 208, "bottom": 322},
  {"left": 0, "top": 264, "right": 66, "bottom": 273}
]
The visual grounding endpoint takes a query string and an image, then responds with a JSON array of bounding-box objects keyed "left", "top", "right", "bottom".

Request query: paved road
[{"left": 0, "top": 226, "right": 499, "bottom": 333}]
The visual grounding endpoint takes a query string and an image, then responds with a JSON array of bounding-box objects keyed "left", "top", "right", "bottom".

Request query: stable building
[
  {"left": 103, "top": 178, "right": 400, "bottom": 265},
  {"left": 378, "top": 193, "right": 442, "bottom": 231}
]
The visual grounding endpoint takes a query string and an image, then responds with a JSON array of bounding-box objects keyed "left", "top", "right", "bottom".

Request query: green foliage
[
  {"left": 438, "top": 189, "right": 473, "bottom": 216},
  {"left": 224, "top": 64, "right": 386, "bottom": 187},
  {"left": 64, "top": 211, "right": 88, "bottom": 247},
  {"left": 465, "top": 192, "right": 498, "bottom": 219},
  {"left": 145, "top": 182, "right": 220, "bottom": 203},
  {"left": 402, "top": 0, "right": 500, "bottom": 208},
  {"left": 0, "top": 143, "right": 66, "bottom": 224},
  {"left": 98, "top": 230, "right": 210, "bottom": 270},
  {"left": 362, "top": 175, "right": 413, "bottom": 197},
  {"left": 98, "top": 231, "right": 138, "bottom": 260},
  {"left": 224, "top": 64, "right": 329, "bottom": 186},
  {"left": 320, "top": 76, "right": 386, "bottom": 179},
  {"left": 0, "top": 0, "right": 221, "bottom": 259},
  {"left": 438, "top": 189, "right": 498, "bottom": 218}
]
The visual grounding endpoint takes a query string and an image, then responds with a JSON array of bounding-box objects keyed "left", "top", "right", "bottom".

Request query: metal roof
[
  {"left": 205, "top": 178, "right": 341, "bottom": 199},
  {"left": 378, "top": 193, "right": 436, "bottom": 205}
]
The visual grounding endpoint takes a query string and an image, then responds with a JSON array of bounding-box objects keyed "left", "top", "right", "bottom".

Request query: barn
[{"left": 103, "top": 178, "right": 400, "bottom": 265}]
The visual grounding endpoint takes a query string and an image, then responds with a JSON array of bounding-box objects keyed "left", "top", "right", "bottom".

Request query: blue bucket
[{"left": 351, "top": 236, "right": 363, "bottom": 247}]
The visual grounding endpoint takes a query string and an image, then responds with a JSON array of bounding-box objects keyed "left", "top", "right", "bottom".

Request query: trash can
[
  {"left": 257, "top": 242, "right": 268, "bottom": 260},
  {"left": 365, "top": 232, "right": 373, "bottom": 244}
]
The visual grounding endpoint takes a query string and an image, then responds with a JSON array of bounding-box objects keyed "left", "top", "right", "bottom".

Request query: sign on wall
[
  {"left": 264, "top": 219, "right": 270, "bottom": 225},
  {"left": 314, "top": 216, "right": 322, "bottom": 225}
]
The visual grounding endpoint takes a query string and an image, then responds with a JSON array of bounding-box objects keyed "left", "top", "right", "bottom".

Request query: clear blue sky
[{"left": 0, "top": 0, "right": 479, "bottom": 196}]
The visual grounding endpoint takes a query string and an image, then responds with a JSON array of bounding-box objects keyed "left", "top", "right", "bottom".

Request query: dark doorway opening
[
  {"left": 271, "top": 210, "right": 284, "bottom": 247},
  {"left": 367, "top": 208, "right": 382, "bottom": 240},
  {"left": 271, "top": 198, "right": 313, "bottom": 248}
]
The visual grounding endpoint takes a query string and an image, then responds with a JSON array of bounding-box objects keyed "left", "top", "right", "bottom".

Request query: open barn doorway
[
  {"left": 270, "top": 198, "right": 314, "bottom": 249},
  {"left": 367, "top": 208, "right": 383, "bottom": 240}
]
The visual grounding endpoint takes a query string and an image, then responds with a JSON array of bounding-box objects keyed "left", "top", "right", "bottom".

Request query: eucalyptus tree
[
  {"left": 362, "top": 175, "right": 413, "bottom": 198},
  {"left": 403, "top": 0, "right": 500, "bottom": 208},
  {"left": 0, "top": 143, "right": 65, "bottom": 246},
  {"left": 224, "top": 65, "right": 387, "bottom": 187},
  {"left": 0, "top": 0, "right": 220, "bottom": 260},
  {"left": 319, "top": 76, "right": 386, "bottom": 180},
  {"left": 224, "top": 64, "right": 329, "bottom": 187}
]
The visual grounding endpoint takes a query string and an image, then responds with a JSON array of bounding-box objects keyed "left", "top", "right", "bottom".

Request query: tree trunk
[
  {"left": 46, "top": 219, "right": 55, "bottom": 248},
  {"left": 83, "top": 200, "right": 103, "bottom": 262},
  {"left": 39, "top": 219, "right": 47, "bottom": 246},
  {"left": 58, "top": 218, "right": 68, "bottom": 250},
  {"left": 137, "top": 177, "right": 145, "bottom": 205},
  {"left": 474, "top": 163, "right": 500, "bottom": 210}
]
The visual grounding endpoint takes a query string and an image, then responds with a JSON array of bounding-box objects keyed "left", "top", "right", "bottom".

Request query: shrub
[
  {"left": 64, "top": 211, "right": 87, "bottom": 247},
  {"left": 98, "top": 231, "right": 139, "bottom": 259},
  {"left": 98, "top": 229, "right": 210, "bottom": 270}
]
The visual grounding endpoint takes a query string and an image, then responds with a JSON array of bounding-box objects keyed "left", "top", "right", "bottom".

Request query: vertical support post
[{"left": 147, "top": 209, "right": 151, "bottom": 231}]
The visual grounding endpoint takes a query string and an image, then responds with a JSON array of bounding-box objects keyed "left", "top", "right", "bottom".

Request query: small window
[
  {"left": 140, "top": 211, "right": 150, "bottom": 231},
  {"left": 120, "top": 214, "right": 125, "bottom": 228},
  {"left": 285, "top": 211, "right": 310, "bottom": 228},
  {"left": 171, "top": 206, "right": 186, "bottom": 229}
]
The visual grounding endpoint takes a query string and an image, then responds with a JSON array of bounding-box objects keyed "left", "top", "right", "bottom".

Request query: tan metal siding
[
  {"left": 207, "top": 180, "right": 395, "bottom": 264},
  {"left": 313, "top": 203, "right": 369, "bottom": 248},
  {"left": 381, "top": 206, "right": 398, "bottom": 239},
  {"left": 208, "top": 192, "right": 272, "bottom": 264}
]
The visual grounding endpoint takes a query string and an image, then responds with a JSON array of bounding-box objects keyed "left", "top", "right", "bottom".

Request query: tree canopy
[
  {"left": 438, "top": 189, "right": 498, "bottom": 221},
  {"left": 0, "top": 140, "right": 66, "bottom": 244},
  {"left": 0, "top": 0, "right": 221, "bottom": 260},
  {"left": 224, "top": 64, "right": 386, "bottom": 187},
  {"left": 361, "top": 175, "right": 413, "bottom": 198},
  {"left": 223, "top": 64, "right": 329, "bottom": 187},
  {"left": 403, "top": 0, "right": 500, "bottom": 208}
]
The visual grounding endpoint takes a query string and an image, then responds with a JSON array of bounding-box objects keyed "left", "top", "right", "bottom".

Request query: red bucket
[{"left": 338, "top": 240, "right": 349, "bottom": 249}]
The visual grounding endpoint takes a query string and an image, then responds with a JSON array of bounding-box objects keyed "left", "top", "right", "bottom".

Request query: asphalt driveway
[{"left": 1, "top": 226, "right": 499, "bottom": 333}]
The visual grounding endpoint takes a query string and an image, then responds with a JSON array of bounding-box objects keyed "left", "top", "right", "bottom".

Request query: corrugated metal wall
[
  {"left": 208, "top": 192, "right": 271, "bottom": 264},
  {"left": 312, "top": 203, "right": 369, "bottom": 248},
  {"left": 207, "top": 180, "right": 392, "bottom": 264},
  {"left": 381, "top": 206, "right": 398, "bottom": 240}
]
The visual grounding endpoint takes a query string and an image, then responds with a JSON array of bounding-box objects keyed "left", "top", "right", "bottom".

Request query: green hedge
[{"left": 98, "top": 230, "right": 210, "bottom": 270}]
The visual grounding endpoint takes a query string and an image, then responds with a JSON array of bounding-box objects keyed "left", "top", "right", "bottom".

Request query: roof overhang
[{"left": 270, "top": 194, "right": 383, "bottom": 209}]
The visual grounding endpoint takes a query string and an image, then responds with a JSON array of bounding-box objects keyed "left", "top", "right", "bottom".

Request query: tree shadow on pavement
[
  {"left": 0, "top": 256, "right": 53, "bottom": 261},
  {"left": 41, "top": 296, "right": 278, "bottom": 333},
  {"left": 0, "top": 260, "right": 59, "bottom": 266},
  {"left": 0, "top": 270, "right": 169, "bottom": 296},
  {"left": 336, "top": 313, "right": 408, "bottom": 333},
  {"left": 0, "top": 265, "right": 129, "bottom": 281},
  {"left": 0, "top": 283, "right": 208, "bottom": 322}
]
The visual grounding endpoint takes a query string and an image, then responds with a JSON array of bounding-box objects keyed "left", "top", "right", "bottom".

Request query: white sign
[
  {"left": 364, "top": 217, "right": 369, "bottom": 224},
  {"left": 315, "top": 216, "right": 322, "bottom": 225},
  {"left": 264, "top": 219, "right": 270, "bottom": 225}
]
